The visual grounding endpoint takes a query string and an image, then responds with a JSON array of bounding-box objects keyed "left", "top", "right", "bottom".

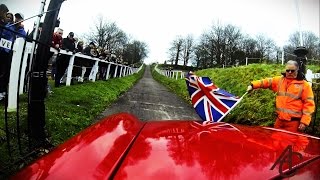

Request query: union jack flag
[{"left": 185, "top": 71, "right": 242, "bottom": 122}]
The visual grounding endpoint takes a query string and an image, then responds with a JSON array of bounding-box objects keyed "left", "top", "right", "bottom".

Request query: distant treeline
[{"left": 167, "top": 22, "right": 320, "bottom": 69}]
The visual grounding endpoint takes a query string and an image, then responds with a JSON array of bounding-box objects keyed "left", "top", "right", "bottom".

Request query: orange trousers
[{"left": 274, "top": 118, "right": 300, "bottom": 132}]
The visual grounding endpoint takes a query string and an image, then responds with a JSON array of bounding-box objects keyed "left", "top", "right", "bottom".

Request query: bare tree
[
  {"left": 122, "top": 40, "right": 148, "bottom": 65},
  {"left": 84, "top": 15, "right": 127, "bottom": 52},
  {"left": 167, "top": 50, "right": 176, "bottom": 65},
  {"left": 168, "top": 22, "right": 284, "bottom": 68},
  {"left": 223, "top": 24, "right": 242, "bottom": 65},
  {"left": 169, "top": 36, "right": 184, "bottom": 66},
  {"left": 205, "top": 23, "right": 225, "bottom": 66},
  {"left": 193, "top": 45, "right": 210, "bottom": 68},
  {"left": 240, "top": 36, "right": 258, "bottom": 57},
  {"left": 182, "top": 35, "right": 194, "bottom": 66},
  {"left": 287, "top": 31, "right": 320, "bottom": 59},
  {"left": 197, "top": 23, "right": 243, "bottom": 67},
  {"left": 256, "top": 34, "right": 276, "bottom": 60}
]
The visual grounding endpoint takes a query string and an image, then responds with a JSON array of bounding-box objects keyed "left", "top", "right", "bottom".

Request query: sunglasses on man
[{"left": 286, "top": 69, "right": 297, "bottom": 73}]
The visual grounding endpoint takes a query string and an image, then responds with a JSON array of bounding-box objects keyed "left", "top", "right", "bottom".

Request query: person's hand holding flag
[{"left": 247, "top": 84, "right": 253, "bottom": 92}]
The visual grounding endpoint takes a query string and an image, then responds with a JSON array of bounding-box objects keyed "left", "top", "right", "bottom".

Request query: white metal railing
[
  {"left": 7, "top": 37, "right": 140, "bottom": 112},
  {"left": 154, "top": 64, "right": 185, "bottom": 80}
]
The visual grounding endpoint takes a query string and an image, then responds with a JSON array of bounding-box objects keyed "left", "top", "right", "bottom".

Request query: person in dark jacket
[
  {"left": 83, "top": 42, "right": 96, "bottom": 56},
  {"left": 76, "top": 40, "right": 84, "bottom": 53},
  {"left": 62, "top": 32, "right": 76, "bottom": 52},
  {"left": 55, "top": 32, "right": 76, "bottom": 86}
]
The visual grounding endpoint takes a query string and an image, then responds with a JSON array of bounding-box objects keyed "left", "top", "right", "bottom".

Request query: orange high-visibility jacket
[{"left": 251, "top": 76, "right": 315, "bottom": 125}]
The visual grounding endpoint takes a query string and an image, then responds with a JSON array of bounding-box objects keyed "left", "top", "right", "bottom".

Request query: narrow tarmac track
[{"left": 98, "top": 66, "right": 200, "bottom": 121}]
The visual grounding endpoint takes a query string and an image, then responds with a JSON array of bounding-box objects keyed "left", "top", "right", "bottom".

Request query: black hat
[{"left": 89, "top": 42, "right": 95, "bottom": 46}]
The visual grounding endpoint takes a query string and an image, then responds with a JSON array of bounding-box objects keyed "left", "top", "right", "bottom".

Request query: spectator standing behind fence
[
  {"left": 83, "top": 42, "right": 96, "bottom": 56},
  {"left": 11, "top": 13, "right": 26, "bottom": 39},
  {"left": 81, "top": 42, "right": 97, "bottom": 80},
  {"left": 52, "top": 28, "right": 63, "bottom": 49},
  {"left": 76, "top": 40, "right": 84, "bottom": 53},
  {"left": 98, "top": 49, "right": 109, "bottom": 80},
  {"left": 59, "top": 32, "right": 76, "bottom": 84},
  {"left": 50, "top": 28, "right": 63, "bottom": 80},
  {"left": 0, "top": 4, "right": 12, "bottom": 101},
  {"left": 62, "top": 32, "right": 76, "bottom": 52},
  {"left": 5, "top": 12, "right": 13, "bottom": 24}
]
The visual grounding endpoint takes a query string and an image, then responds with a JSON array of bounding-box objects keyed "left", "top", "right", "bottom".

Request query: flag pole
[{"left": 216, "top": 91, "right": 248, "bottom": 122}]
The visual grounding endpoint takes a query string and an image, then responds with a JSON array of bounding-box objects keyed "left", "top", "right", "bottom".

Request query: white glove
[{"left": 247, "top": 85, "right": 253, "bottom": 92}]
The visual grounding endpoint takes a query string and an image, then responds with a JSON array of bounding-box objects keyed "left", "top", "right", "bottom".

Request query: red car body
[{"left": 12, "top": 113, "right": 320, "bottom": 179}]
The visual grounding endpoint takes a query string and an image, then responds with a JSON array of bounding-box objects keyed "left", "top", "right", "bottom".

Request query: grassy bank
[
  {"left": 152, "top": 64, "right": 320, "bottom": 136},
  {"left": 0, "top": 65, "right": 145, "bottom": 175}
]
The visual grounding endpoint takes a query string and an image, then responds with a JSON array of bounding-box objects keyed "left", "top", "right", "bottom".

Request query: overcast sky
[{"left": 3, "top": 0, "right": 320, "bottom": 64}]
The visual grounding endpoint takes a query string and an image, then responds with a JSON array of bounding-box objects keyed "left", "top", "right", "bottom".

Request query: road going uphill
[{"left": 98, "top": 65, "right": 200, "bottom": 121}]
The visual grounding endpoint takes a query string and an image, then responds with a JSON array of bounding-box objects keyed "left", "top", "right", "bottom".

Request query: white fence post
[
  {"left": 123, "top": 66, "right": 127, "bottom": 76},
  {"left": 66, "top": 55, "right": 75, "bottom": 86},
  {"left": 114, "top": 65, "right": 118, "bottom": 78},
  {"left": 80, "top": 67, "right": 86, "bottom": 82},
  {"left": 89, "top": 59, "right": 99, "bottom": 82},
  {"left": 126, "top": 66, "right": 129, "bottom": 76},
  {"left": 19, "top": 42, "right": 33, "bottom": 94},
  {"left": 105, "top": 63, "right": 111, "bottom": 80},
  {"left": 8, "top": 38, "right": 25, "bottom": 112},
  {"left": 119, "top": 65, "right": 123, "bottom": 77}
]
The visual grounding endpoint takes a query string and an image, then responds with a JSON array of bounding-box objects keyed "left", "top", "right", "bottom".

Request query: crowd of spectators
[
  {"left": 0, "top": 4, "right": 26, "bottom": 101},
  {"left": 50, "top": 28, "right": 125, "bottom": 86},
  {"left": 0, "top": 3, "right": 133, "bottom": 97}
]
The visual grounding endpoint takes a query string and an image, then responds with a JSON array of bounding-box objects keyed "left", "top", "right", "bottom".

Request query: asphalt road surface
[{"left": 98, "top": 66, "right": 200, "bottom": 121}]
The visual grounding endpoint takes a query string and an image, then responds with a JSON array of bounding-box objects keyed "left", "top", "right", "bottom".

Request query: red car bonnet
[{"left": 11, "top": 113, "right": 320, "bottom": 180}]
